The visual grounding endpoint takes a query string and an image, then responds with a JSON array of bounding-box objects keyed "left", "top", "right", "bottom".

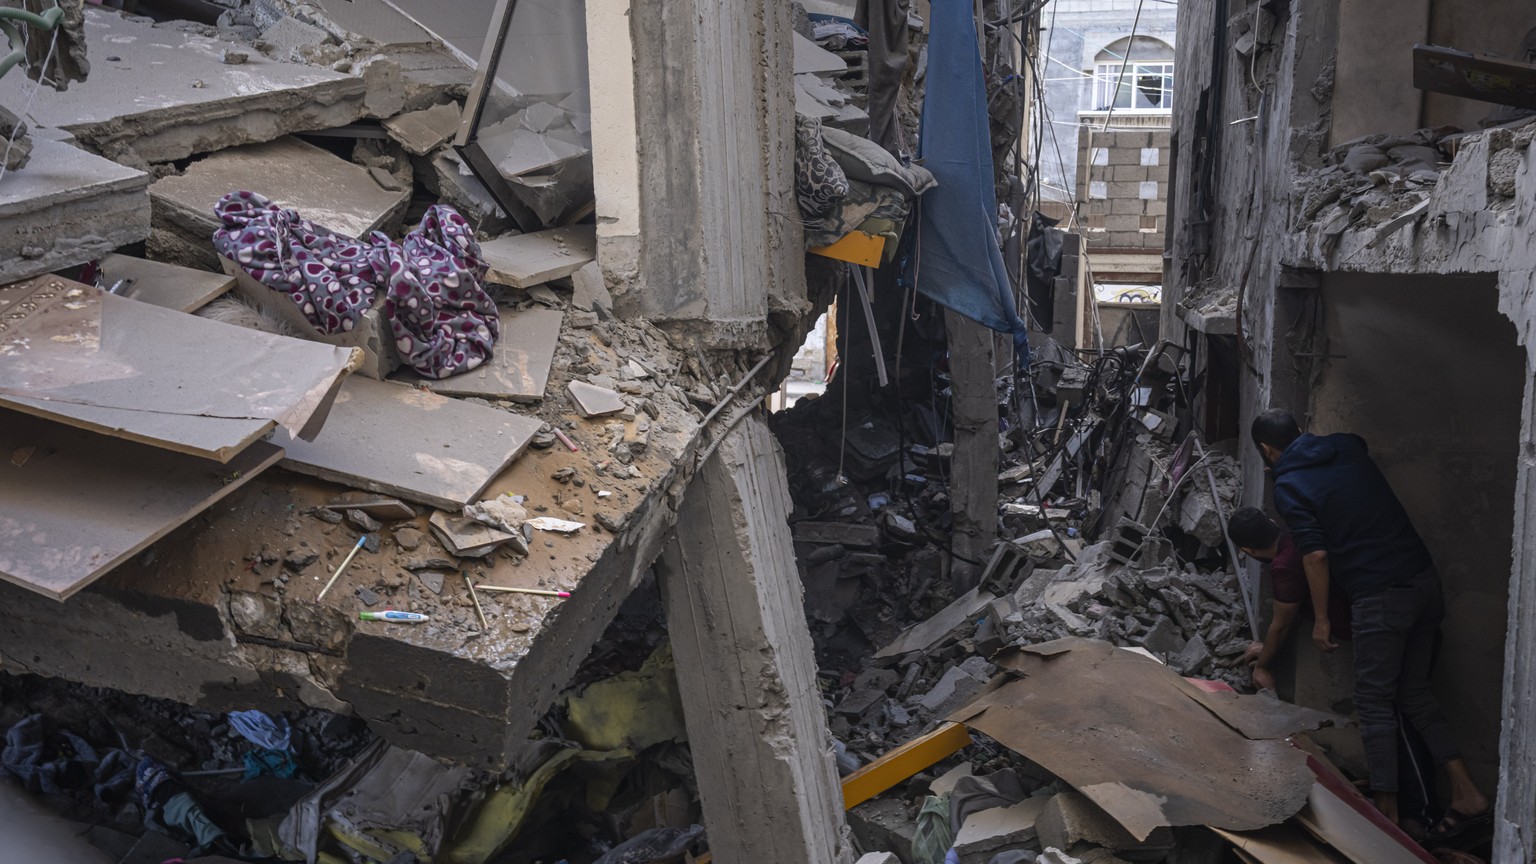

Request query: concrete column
[
  {"left": 590, "top": 0, "right": 802, "bottom": 343},
  {"left": 658, "top": 414, "right": 852, "bottom": 864},
  {"left": 1495, "top": 370, "right": 1536, "bottom": 863},
  {"left": 945, "top": 309, "right": 1000, "bottom": 591}
]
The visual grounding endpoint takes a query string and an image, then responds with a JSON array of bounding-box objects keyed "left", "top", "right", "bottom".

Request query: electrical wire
[{"left": 0, "top": 19, "right": 59, "bottom": 187}]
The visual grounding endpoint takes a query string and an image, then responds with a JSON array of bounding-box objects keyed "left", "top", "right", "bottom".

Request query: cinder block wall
[{"left": 1076, "top": 127, "right": 1171, "bottom": 250}]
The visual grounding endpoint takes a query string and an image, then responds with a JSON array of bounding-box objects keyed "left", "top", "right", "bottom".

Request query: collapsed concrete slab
[
  {"left": 0, "top": 315, "right": 737, "bottom": 769},
  {"left": 0, "top": 8, "right": 368, "bottom": 166},
  {"left": 151, "top": 136, "right": 411, "bottom": 270},
  {"left": 0, "top": 137, "right": 150, "bottom": 284}
]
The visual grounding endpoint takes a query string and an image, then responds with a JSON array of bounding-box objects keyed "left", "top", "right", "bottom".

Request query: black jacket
[{"left": 1271, "top": 432, "right": 1432, "bottom": 598}]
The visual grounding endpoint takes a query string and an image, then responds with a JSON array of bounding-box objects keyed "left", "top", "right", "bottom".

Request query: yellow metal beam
[{"left": 841, "top": 721, "right": 973, "bottom": 810}]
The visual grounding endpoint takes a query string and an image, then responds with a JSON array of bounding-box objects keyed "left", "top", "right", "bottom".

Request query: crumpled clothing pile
[{"left": 212, "top": 191, "right": 500, "bottom": 379}]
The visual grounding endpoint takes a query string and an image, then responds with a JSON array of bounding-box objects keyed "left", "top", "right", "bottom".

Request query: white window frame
[{"left": 1092, "top": 61, "right": 1174, "bottom": 113}]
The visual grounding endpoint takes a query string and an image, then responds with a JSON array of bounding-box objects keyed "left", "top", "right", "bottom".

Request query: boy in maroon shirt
[{"left": 1227, "top": 507, "right": 1352, "bottom": 692}]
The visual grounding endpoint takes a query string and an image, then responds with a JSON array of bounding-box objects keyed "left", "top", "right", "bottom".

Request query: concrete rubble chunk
[
  {"left": 568, "top": 380, "right": 627, "bottom": 418},
  {"left": 259, "top": 15, "right": 333, "bottom": 63},
  {"left": 151, "top": 136, "right": 410, "bottom": 270},
  {"left": 954, "top": 797, "right": 1049, "bottom": 864},
  {"left": 480, "top": 225, "right": 598, "bottom": 289},
  {"left": 0, "top": 138, "right": 151, "bottom": 284},
  {"left": 98, "top": 253, "right": 235, "bottom": 314},
  {"left": 428, "top": 510, "right": 515, "bottom": 558},
  {"left": 382, "top": 100, "right": 462, "bottom": 157},
  {"left": 1036, "top": 791, "right": 1175, "bottom": 855},
  {"left": 0, "top": 8, "right": 368, "bottom": 166}
]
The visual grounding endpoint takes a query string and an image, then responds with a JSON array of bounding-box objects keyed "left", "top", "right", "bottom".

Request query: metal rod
[{"left": 475, "top": 584, "right": 571, "bottom": 598}]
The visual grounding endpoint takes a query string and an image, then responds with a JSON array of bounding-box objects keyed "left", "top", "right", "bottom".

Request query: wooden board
[
  {"left": 1211, "top": 824, "right": 1351, "bottom": 864},
  {"left": 394, "top": 307, "right": 561, "bottom": 402},
  {"left": 480, "top": 226, "right": 596, "bottom": 288},
  {"left": 1413, "top": 45, "right": 1536, "bottom": 110},
  {"left": 0, "top": 409, "right": 283, "bottom": 600},
  {"left": 98, "top": 254, "right": 235, "bottom": 313},
  {"left": 274, "top": 376, "right": 543, "bottom": 509},
  {"left": 0, "top": 276, "right": 361, "bottom": 462}
]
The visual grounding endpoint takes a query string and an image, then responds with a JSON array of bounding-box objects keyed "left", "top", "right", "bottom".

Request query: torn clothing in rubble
[
  {"left": 212, "top": 191, "right": 500, "bottom": 379},
  {"left": 2, "top": 714, "right": 133, "bottom": 801}
]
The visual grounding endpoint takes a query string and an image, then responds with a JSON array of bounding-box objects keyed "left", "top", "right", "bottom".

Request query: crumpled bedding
[{"left": 212, "top": 191, "right": 500, "bottom": 379}]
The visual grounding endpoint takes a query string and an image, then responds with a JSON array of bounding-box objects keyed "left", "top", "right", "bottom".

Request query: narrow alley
[{"left": 0, "top": 0, "right": 1533, "bottom": 862}]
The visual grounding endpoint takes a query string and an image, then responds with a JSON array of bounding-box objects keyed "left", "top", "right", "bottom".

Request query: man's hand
[
  {"left": 1242, "top": 641, "right": 1264, "bottom": 665},
  {"left": 1313, "top": 617, "right": 1338, "bottom": 652},
  {"left": 1252, "top": 665, "right": 1277, "bottom": 693}
]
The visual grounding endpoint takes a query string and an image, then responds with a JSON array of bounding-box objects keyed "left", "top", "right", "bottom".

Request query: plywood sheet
[
  {"left": 99, "top": 253, "right": 235, "bottom": 313},
  {"left": 0, "top": 276, "right": 361, "bottom": 462},
  {"left": 480, "top": 226, "right": 596, "bottom": 288},
  {"left": 0, "top": 410, "right": 283, "bottom": 600},
  {"left": 948, "top": 638, "right": 1326, "bottom": 840},
  {"left": 394, "top": 306, "right": 561, "bottom": 401},
  {"left": 275, "top": 377, "right": 542, "bottom": 509}
]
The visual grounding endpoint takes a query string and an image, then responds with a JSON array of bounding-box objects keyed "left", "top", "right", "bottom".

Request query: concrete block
[
  {"left": 1104, "top": 214, "right": 1141, "bottom": 232},
  {"left": 1111, "top": 165, "right": 1150, "bottom": 182},
  {"left": 848, "top": 797, "right": 917, "bottom": 864},
  {"left": 955, "top": 797, "right": 1049, "bottom": 864},
  {"left": 0, "top": 7, "right": 367, "bottom": 166},
  {"left": 1106, "top": 180, "right": 1141, "bottom": 200},
  {"left": 1036, "top": 792, "right": 1138, "bottom": 851},
  {"left": 1144, "top": 198, "right": 1167, "bottom": 217},
  {"left": 1108, "top": 147, "right": 1140, "bottom": 165},
  {"left": 1110, "top": 197, "right": 1146, "bottom": 216},
  {"left": 0, "top": 138, "right": 150, "bottom": 283},
  {"left": 1148, "top": 165, "right": 1170, "bottom": 182}
]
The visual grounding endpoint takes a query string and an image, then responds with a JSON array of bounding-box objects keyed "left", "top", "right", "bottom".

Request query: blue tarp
[{"left": 909, "top": 0, "right": 1030, "bottom": 358}]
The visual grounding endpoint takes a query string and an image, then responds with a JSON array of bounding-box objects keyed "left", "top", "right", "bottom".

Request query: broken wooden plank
[
  {"left": 99, "top": 253, "right": 235, "bottom": 314},
  {"left": 480, "top": 225, "right": 597, "bottom": 288},
  {"left": 274, "top": 376, "right": 542, "bottom": 509},
  {"left": 1413, "top": 45, "right": 1536, "bottom": 111},
  {"left": 394, "top": 306, "right": 561, "bottom": 401},
  {"left": 0, "top": 275, "right": 361, "bottom": 463},
  {"left": 0, "top": 409, "right": 283, "bottom": 601}
]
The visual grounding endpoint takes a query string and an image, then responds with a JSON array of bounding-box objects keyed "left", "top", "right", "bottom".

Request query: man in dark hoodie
[{"left": 1251, "top": 409, "right": 1489, "bottom": 836}]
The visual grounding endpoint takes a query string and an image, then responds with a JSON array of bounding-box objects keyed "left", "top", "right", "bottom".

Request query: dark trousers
[{"left": 1351, "top": 565, "right": 1460, "bottom": 793}]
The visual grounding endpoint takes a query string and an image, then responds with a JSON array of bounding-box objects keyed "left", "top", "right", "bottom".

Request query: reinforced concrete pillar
[{"left": 658, "top": 414, "right": 852, "bottom": 864}]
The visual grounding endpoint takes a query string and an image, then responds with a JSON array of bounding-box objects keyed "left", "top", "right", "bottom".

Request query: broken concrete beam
[
  {"left": 793, "top": 521, "right": 881, "bottom": 547},
  {"left": 877, "top": 586, "right": 996, "bottom": 658},
  {"left": 99, "top": 253, "right": 235, "bottom": 314},
  {"left": 954, "top": 797, "right": 1048, "bottom": 864},
  {"left": 480, "top": 225, "right": 598, "bottom": 288},
  {"left": 0, "top": 137, "right": 150, "bottom": 284},
  {"left": 221, "top": 256, "right": 400, "bottom": 380},
  {"left": 0, "top": 8, "right": 368, "bottom": 166},
  {"left": 152, "top": 137, "right": 409, "bottom": 271},
  {"left": 659, "top": 415, "right": 851, "bottom": 864},
  {"left": 382, "top": 101, "right": 462, "bottom": 156}
]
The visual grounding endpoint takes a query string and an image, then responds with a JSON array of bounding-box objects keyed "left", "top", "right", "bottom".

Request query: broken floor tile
[{"left": 568, "top": 380, "right": 626, "bottom": 418}]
